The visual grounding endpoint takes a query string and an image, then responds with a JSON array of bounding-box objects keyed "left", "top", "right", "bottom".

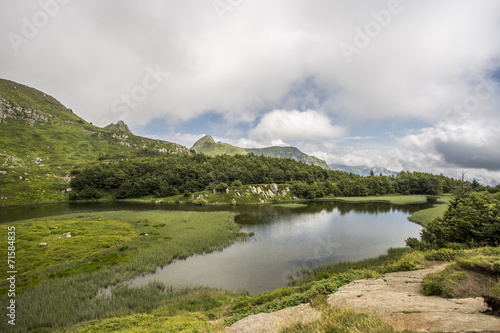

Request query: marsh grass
[
  {"left": 224, "top": 249, "right": 425, "bottom": 327},
  {"left": 272, "top": 203, "right": 308, "bottom": 209},
  {"left": 0, "top": 210, "right": 249, "bottom": 333},
  {"left": 326, "top": 195, "right": 429, "bottom": 205},
  {"left": 289, "top": 248, "right": 413, "bottom": 285},
  {"left": 408, "top": 196, "right": 452, "bottom": 226},
  {"left": 0, "top": 218, "right": 137, "bottom": 284}
]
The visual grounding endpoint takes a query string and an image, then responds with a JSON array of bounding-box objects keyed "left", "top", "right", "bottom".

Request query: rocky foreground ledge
[{"left": 227, "top": 264, "right": 500, "bottom": 333}]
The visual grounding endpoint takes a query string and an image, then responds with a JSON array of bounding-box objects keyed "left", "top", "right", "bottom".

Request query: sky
[{"left": 1, "top": 0, "right": 500, "bottom": 184}]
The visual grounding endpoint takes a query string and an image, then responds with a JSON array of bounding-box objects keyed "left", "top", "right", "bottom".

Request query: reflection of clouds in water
[{"left": 132, "top": 203, "right": 422, "bottom": 294}]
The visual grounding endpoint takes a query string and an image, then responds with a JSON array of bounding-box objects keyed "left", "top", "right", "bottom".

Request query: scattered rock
[
  {"left": 62, "top": 232, "right": 71, "bottom": 238},
  {"left": 39, "top": 242, "right": 47, "bottom": 246}
]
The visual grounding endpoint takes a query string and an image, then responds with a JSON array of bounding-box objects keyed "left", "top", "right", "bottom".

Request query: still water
[
  {"left": 1, "top": 200, "right": 427, "bottom": 294},
  {"left": 131, "top": 201, "right": 425, "bottom": 294}
]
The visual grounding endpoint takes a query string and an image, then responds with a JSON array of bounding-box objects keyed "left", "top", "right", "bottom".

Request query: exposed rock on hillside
[
  {"left": 0, "top": 78, "right": 190, "bottom": 207},
  {"left": 104, "top": 120, "right": 133, "bottom": 134}
]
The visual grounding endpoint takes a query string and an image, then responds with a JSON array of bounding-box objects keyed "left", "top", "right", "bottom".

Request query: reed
[{"left": 0, "top": 210, "right": 249, "bottom": 332}]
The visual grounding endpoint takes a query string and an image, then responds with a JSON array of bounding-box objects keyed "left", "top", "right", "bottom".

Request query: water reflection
[
  {"left": 2, "top": 199, "right": 428, "bottom": 294},
  {"left": 129, "top": 201, "right": 426, "bottom": 294}
]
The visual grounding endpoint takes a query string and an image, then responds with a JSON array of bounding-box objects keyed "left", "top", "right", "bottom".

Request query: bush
[
  {"left": 421, "top": 265, "right": 466, "bottom": 297},
  {"left": 423, "top": 248, "right": 459, "bottom": 262}
]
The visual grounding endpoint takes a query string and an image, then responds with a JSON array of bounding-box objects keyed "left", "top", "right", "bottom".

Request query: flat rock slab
[
  {"left": 328, "top": 264, "right": 500, "bottom": 332},
  {"left": 226, "top": 303, "right": 321, "bottom": 333}
]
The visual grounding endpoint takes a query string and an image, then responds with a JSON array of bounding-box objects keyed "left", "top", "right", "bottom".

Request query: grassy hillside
[
  {"left": 0, "top": 78, "right": 189, "bottom": 207},
  {"left": 246, "top": 146, "right": 330, "bottom": 169},
  {"left": 192, "top": 135, "right": 331, "bottom": 169},
  {"left": 191, "top": 135, "right": 248, "bottom": 156}
]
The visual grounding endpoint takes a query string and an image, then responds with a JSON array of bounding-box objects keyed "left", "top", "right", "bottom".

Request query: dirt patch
[{"left": 451, "top": 268, "right": 498, "bottom": 298}]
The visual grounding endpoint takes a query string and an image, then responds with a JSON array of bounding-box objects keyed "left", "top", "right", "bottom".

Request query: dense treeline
[
  {"left": 407, "top": 192, "right": 500, "bottom": 249},
  {"left": 69, "top": 152, "right": 465, "bottom": 200}
]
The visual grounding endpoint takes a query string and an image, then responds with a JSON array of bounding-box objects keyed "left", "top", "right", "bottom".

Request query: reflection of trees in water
[
  {"left": 235, "top": 199, "right": 435, "bottom": 225},
  {"left": 4, "top": 198, "right": 435, "bottom": 225}
]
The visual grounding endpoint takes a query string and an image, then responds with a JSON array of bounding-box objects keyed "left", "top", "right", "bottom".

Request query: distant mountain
[
  {"left": 191, "top": 135, "right": 330, "bottom": 169},
  {"left": 246, "top": 146, "right": 330, "bottom": 170},
  {"left": 104, "top": 120, "right": 132, "bottom": 134},
  {"left": 191, "top": 135, "right": 248, "bottom": 156},
  {"left": 0, "top": 78, "right": 189, "bottom": 206},
  {"left": 330, "top": 164, "right": 398, "bottom": 177}
]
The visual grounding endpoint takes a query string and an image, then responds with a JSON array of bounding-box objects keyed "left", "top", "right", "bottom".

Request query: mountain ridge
[
  {"left": 191, "top": 135, "right": 330, "bottom": 169},
  {"left": 0, "top": 78, "right": 189, "bottom": 206},
  {"left": 330, "top": 164, "right": 398, "bottom": 177}
]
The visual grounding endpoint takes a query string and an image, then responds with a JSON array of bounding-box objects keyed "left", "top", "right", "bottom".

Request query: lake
[{"left": 1, "top": 200, "right": 427, "bottom": 294}]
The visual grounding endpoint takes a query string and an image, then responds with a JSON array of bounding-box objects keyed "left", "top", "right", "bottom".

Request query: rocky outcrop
[
  {"left": 0, "top": 96, "right": 50, "bottom": 125},
  {"left": 104, "top": 120, "right": 133, "bottom": 134},
  {"left": 227, "top": 264, "right": 500, "bottom": 333},
  {"left": 327, "top": 265, "right": 500, "bottom": 332}
]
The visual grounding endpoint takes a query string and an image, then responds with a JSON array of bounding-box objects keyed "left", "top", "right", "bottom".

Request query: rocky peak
[
  {"left": 191, "top": 135, "right": 216, "bottom": 151},
  {"left": 105, "top": 120, "right": 132, "bottom": 134}
]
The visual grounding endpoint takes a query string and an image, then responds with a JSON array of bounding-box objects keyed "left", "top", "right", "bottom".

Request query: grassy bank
[
  {"left": 421, "top": 247, "right": 500, "bottom": 298},
  {"left": 408, "top": 195, "right": 452, "bottom": 226},
  {"left": 281, "top": 305, "right": 410, "bottom": 333},
  {"left": 326, "top": 194, "right": 429, "bottom": 205},
  {"left": 0, "top": 210, "right": 250, "bottom": 332},
  {"left": 55, "top": 246, "right": 421, "bottom": 332}
]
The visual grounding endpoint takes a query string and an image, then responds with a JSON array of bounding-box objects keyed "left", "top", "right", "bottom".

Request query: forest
[{"left": 69, "top": 150, "right": 477, "bottom": 201}]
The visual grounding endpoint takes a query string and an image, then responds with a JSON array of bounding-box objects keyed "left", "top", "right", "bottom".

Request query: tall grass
[
  {"left": 280, "top": 307, "right": 412, "bottom": 333},
  {"left": 0, "top": 210, "right": 249, "bottom": 332},
  {"left": 325, "top": 195, "right": 430, "bottom": 205},
  {"left": 288, "top": 247, "right": 411, "bottom": 285}
]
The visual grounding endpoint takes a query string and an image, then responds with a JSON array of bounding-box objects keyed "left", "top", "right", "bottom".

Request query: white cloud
[
  {"left": 248, "top": 110, "right": 346, "bottom": 145},
  {"left": 2, "top": 0, "right": 500, "bottom": 126},
  {"left": 1, "top": 0, "right": 500, "bottom": 183}
]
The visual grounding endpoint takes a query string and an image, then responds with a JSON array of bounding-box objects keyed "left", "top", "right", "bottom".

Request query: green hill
[
  {"left": 0, "top": 78, "right": 189, "bottom": 207},
  {"left": 191, "top": 135, "right": 330, "bottom": 169},
  {"left": 246, "top": 146, "right": 330, "bottom": 169},
  {"left": 191, "top": 135, "right": 248, "bottom": 156}
]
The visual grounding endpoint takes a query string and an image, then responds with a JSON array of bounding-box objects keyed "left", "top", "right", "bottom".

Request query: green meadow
[{"left": 0, "top": 210, "right": 249, "bottom": 332}]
